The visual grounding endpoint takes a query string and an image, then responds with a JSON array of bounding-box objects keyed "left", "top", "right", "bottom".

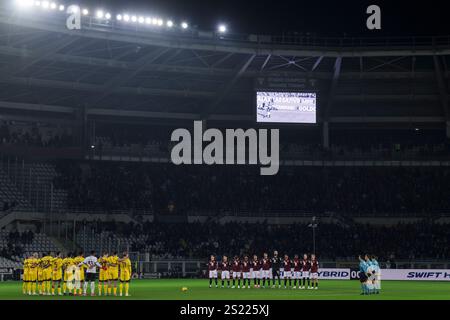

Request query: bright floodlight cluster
[
  {"left": 12, "top": 1, "right": 212, "bottom": 33},
  {"left": 15, "top": 0, "right": 65, "bottom": 11}
]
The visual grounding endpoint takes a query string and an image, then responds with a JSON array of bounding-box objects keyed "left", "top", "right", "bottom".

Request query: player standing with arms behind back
[
  {"left": 292, "top": 254, "right": 301, "bottom": 289},
  {"left": 301, "top": 254, "right": 311, "bottom": 289},
  {"left": 219, "top": 256, "right": 231, "bottom": 288},
  {"left": 282, "top": 254, "right": 292, "bottom": 289},
  {"left": 78, "top": 250, "right": 102, "bottom": 296},
  {"left": 208, "top": 255, "right": 218, "bottom": 288},
  {"left": 231, "top": 256, "right": 242, "bottom": 289},
  {"left": 261, "top": 253, "right": 271, "bottom": 288},
  {"left": 251, "top": 255, "right": 261, "bottom": 288}
]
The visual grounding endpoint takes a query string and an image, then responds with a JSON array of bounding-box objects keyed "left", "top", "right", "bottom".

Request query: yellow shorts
[
  {"left": 45, "top": 268, "right": 52, "bottom": 281},
  {"left": 53, "top": 271, "right": 62, "bottom": 281},
  {"left": 29, "top": 269, "right": 37, "bottom": 282},
  {"left": 99, "top": 270, "right": 109, "bottom": 282},
  {"left": 64, "top": 271, "right": 73, "bottom": 282},
  {"left": 37, "top": 269, "right": 44, "bottom": 282},
  {"left": 109, "top": 269, "right": 119, "bottom": 281},
  {"left": 119, "top": 270, "right": 131, "bottom": 282}
]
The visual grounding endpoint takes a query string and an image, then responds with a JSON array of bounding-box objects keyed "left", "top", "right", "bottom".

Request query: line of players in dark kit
[{"left": 207, "top": 251, "right": 319, "bottom": 289}]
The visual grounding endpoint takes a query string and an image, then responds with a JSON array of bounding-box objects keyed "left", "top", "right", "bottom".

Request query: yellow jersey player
[
  {"left": 62, "top": 253, "right": 74, "bottom": 295},
  {"left": 73, "top": 252, "right": 85, "bottom": 296},
  {"left": 28, "top": 253, "right": 39, "bottom": 295},
  {"left": 36, "top": 254, "right": 44, "bottom": 295},
  {"left": 22, "top": 255, "right": 30, "bottom": 295},
  {"left": 107, "top": 252, "right": 119, "bottom": 296},
  {"left": 98, "top": 252, "right": 109, "bottom": 296},
  {"left": 41, "top": 253, "right": 53, "bottom": 295},
  {"left": 119, "top": 252, "right": 132, "bottom": 297},
  {"left": 51, "top": 252, "right": 63, "bottom": 296}
]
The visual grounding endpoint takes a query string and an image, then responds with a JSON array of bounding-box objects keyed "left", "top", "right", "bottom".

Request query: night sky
[{"left": 77, "top": 0, "right": 448, "bottom": 37}]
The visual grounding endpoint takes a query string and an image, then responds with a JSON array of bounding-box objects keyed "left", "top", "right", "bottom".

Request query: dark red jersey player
[
  {"left": 301, "top": 254, "right": 311, "bottom": 289},
  {"left": 231, "top": 256, "right": 242, "bottom": 288},
  {"left": 208, "top": 255, "right": 218, "bottom": 288}
]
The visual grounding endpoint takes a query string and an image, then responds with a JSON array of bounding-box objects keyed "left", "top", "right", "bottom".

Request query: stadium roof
[{"left": 0, "top": 3, "right": 449, "bottom": 126}]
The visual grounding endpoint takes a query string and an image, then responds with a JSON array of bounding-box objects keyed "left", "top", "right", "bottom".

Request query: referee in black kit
[{"left": 271, "top": 250, "right": 282, "bottom": 288}]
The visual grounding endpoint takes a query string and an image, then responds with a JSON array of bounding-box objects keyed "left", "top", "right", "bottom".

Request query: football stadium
[{"left": 0, "top": 0, "right": 449, "bottom": 304}]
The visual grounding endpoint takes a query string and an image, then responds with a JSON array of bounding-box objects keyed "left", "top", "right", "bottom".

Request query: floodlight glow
[
  {"left": 50, "top": 2, "right": 56, "bottom": 9},
  {"left": 58, "top": 4, "right": 64, "bottom": 11},
  {"left": 105, "top": 13, "right": 111, "bottom": 20},
  {"left": 131, "top": 16, "right": 137, "bottom": 22},
  {"left": 167, "top": 20, "right": 173, "bottom": 27},
  {"left": 151, "top": 18, "right": 157, "bottom": 25},
  {"left": 157, "top": 19, "right": 163, "bottom": 26},
  {"left": 67, "top": 5, "right": 78, "bottom": 13},
  {"left": 42, "top": 0, "right": 49, "bottom": 9},
  {"left": 116, "top": 14, "right": 122, "bottom": 20},
  {"left": 181, "top": 22, "right": 188, "bottom": 29},
  {"left": 34, "top": 1, "right": 41, "bottom": 6},
  {"left": 96, "top": 10, "right": 104, "bottom": 19},
  {"left": 218, "top": 24, "right": 227, "bottom": 33},
  {"left": 123, "top": 14, "right": 130, "bottom": 22},
  {"left": 82, "top": 8, "right": 89, "bottom": 15},
  {"left": 145, "top": 17, "right": 152, "bottom": 24},
  {"left": 15, "top": 0, "right": 34, "bottom": 7},
  {"left": 138, "top": 17, "right": 145, "bottom": 24}
]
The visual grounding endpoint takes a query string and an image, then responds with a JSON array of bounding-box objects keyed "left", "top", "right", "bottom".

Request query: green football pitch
[{"left": 0, "top": 279, "right": 449, "bottom": 300}]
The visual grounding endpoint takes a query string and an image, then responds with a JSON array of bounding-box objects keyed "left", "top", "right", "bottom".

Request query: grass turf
[{"left": 0, "top": 279, "right": 449, "bottom": 300}]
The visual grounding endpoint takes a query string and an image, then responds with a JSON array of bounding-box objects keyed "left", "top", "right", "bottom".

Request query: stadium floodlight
[
  {"left": 218, "top": 24, "right": 227, "bottom": 33},
  {"left": 42, "top": 0, "right": 49, "bottom": 9},
  {"left": 15, "top": 0, "right": 34, "bottom": 7},
  {"left": 58, "top": 4, "right": 64, "bottom": 11},
  {"left": 131, "top": 15, "right": 137, "bottom": 22},
  {"left": 145, "top": 17, "right": 152, "bottom": 24},
  {"left": 151, "top": 18, "right": 158, "bottom": 25},
  {"left": 34, "top": 1, "right": 41, "bottom": 6},
  {"left": 50, "top": 2, "right": 56, "bottom": 9},
  {"left": 116, "top": 14, "right": 122, "bottom": 20},
  {"left": 105, "top": 13, "right": 111, "bottom": 20},
  {"left": 123, "top": 14, "right": 130, "bottom": 22},
  {"left": 181, "top": 22, "right": 188, "bottom": 29},
  {"left": 157, "top": 19, "right": 163, "bottom": 26},
  {"left": 166, "top": 20, "right": 174, "bottom": 28},
  {"left": 138, "top": 16, "right": 145, "bottom": 24},
  {"left": 82, "top": 8, "right": 89, "bottom": 15},
  {"left": 96, "top": 10, "right": 104, "bottom": 19}
]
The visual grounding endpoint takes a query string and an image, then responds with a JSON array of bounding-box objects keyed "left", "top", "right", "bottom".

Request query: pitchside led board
[{"left": 256, "top": 91, "right": 317, "bottom": 124}]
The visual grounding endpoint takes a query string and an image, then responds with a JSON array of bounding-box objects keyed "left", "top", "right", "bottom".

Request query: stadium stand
[
  {"left": 0, "top": 167, "right": 34, "bottom": 212},
  {"left": 51, "top": 162, "right": 450, "bottom": 216},
  {"left": 0, "top": 230, "right": 62, "bottom": 260},
  {"left": 0, "top": 256, "right": 21, "bottom": 270}
]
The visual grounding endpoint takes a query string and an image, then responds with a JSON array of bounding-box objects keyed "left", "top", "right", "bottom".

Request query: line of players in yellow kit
[{"left": 22, "top": 251, "right": 132, "bottom": 297}]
